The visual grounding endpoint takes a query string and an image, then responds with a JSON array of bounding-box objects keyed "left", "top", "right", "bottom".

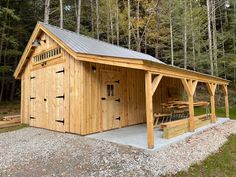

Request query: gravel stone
[{"left": 0, "top": 120, "right": 236, "bottom": 177}]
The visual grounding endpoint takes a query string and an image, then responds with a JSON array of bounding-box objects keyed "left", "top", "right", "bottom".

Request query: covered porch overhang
[
  {"left": 75, "top": 54, "right": 230, "bottom": 149},
  {"left": 145, "top": 67, "right": 230, "bottom": 149}
]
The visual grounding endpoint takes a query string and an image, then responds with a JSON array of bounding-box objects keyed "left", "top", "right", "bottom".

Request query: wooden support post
[
  {"left": 181, "top": 79, "right": 198, "bottom": 132},
  {"left": 145, "top": 71, "right": 154, "bottom": 149},
  {"left": 207, "top": 83, "right": 217, "bottom": 123},
  {"left": 188, "top": 95, "right": 194, "bottom": 131},
  {"left": 222, "top": 85, "right": 229, "bottom": 118}
]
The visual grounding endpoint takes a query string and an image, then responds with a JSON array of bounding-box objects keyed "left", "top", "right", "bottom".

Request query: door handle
[
  {"left": 44, "top": 98, "right": 47, "bottom": 102},
  {"left": 101, "top": 97, "right": 106, "bottom": 100}
]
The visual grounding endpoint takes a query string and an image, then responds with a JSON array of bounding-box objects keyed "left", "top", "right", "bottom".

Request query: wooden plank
[
  {"left": 163, "top": 116, "right": 211, "bottom": 139},
  {"left": 145, "top": 71, "right": 154, "bottom": 149},
  {"left": 160, "top": 118, "right": 189, "bottom": 128},
  {"left": 152, "top": 74, "right": 163, "bottom": 96}
]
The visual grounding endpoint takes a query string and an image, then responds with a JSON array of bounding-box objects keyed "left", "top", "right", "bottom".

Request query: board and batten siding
[
  {"left": 77, "top": 62, "right": 183, "bottom": 135},
  {"left": 20, "top": 32, "right": 183, "bottom": 135}
]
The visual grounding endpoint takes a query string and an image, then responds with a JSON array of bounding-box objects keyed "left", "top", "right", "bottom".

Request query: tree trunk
[
  {"left": 223, "top": 61, "right": 226, "bottom": 79},
  {"left": 0, "top": 24, "right": 6, "bottom": 64},
  {"left": 183, "top": 0, "right": 187, "bottom": 69},
  {"left": 0, "top": 0, "right": 9, "bottom": 64},
  {"left": 234, "top": 1, "right": 236, "bottom": 54},
  {"left": 76, "top": 0, "right": 82, "bottom": 33},
  {"left": 207, "top": 0, "right": 214, "bottom": 75},
  {"left": 144, "top": 32, "right": 147, "bottom": 54},
  {"left": 234, "top": 67, "right": 236, "bottom": 85},
  {"left": 109, "top": 0, "right": 114, "bottom": 44},
  {"left": 128, "top": 0, "right": 131, "bottom": 49},
  {"left": 96, "top": 0, "right": 99, "bottom": 39},
  {"left": 44, "top": 0, "right": 50, "bottom": 24},
  {"left": 136, "top": 0, "right": 141, "bottom": 52},
  {"left": 90, "top": 0, "right": 94, "bottom": 34},
  {"left": 106, "top": 0, "right": 110, "bottom": 43},
  {"left": 155, "top": 0, "right": 161, "bottom": 58},
  {"left": 0, "top": 0, "right": 9, "bottom": 102},
  {"left": 10, "top": 57, "right": 18, "bottom": 101},
  {"left": 116, "top": 0, "right": 119, "bottom": 46},
  {"left": 219, "top": 7, "right": 225, "bottom": 57},
  {"left": 197, "top": 0, "right": 201, "bottom": 66},
  {"left": 169, "top": 0, "right": 174, "bottom": 66},
  {"left": 225, "top": 8, "right": 228, "bottom": 25},
  {"left": 60, "top": 0, "right": 63, "bottom": 28},
  {"left": 190, "top": 0, "right": 196, "bottom": 71},
  {"left": 0, "top": 37, "right": 8, "bottom": 102},
  {"left": 211, "top": 0, "right": 218, "bottom": 76}
]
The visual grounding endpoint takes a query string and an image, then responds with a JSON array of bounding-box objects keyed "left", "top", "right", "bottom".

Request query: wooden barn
[{"left": 14, "top": 22, "right": 229, "bottom": 149}]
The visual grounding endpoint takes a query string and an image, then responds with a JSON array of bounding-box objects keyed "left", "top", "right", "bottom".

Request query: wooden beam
[
  {"left": 206, "top": 83, "right": 217, "bottom": 123},
  {"left": 192, "top": 80, "right": 198, "bottom": 94},
  {"left": 181, "top": 79, "right": 198, "bottom": 132},
  {"left": 151, "top": 74, "right": 163, "bottom": 96},
  {"left": 145, "top": 71, "right": 154, "bottom": 149},
  {"left": 181, "top": 79, "right": 192, "bottom": 96},
  {"left": 207, "top": 83, "right": 217, "bottom": 96},
  {"left": 222, "top": 85, "right": 229, "bottom": 118}
]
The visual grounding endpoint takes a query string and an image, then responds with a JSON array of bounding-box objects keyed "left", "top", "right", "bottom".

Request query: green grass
[
  {"left": 0, "top": 124, "right": 28, "bottom": 134},
  {"left": 175, "top": 134, "right": 236, "bottom": 177},
  {"left": 195, "top": 107, "right": 236, "bottom": 120}
]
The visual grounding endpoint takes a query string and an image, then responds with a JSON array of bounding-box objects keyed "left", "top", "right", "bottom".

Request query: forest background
[{"left": 0, "top": 0, "right": 235, "bottom": 106}]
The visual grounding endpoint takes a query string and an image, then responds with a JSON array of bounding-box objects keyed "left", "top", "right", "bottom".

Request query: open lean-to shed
[{"left": 14, "top": 22, "right": 229, "bottom": 149}]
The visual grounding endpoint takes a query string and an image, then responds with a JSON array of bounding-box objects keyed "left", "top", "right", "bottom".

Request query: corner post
[
  {"left": 222, "top": 85, "right": 229, "bottom": 118},
  {"left": 207, "top": 83, "right": 217, "bottom": 123},
  {"left": 145, "top": 71, "right": 154, "bottom": 149}
]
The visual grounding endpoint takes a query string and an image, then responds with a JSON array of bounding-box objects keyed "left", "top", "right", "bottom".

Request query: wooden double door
[
  {"left": 29, "top": 63, "right": 66, "bottom": 132},
  {"left": 101, "top": 71, "right": 123, "bottom": 131}
]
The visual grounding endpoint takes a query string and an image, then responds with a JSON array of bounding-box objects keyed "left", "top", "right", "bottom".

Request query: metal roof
[{"left": 40, "top": 22, "right": 163, "bottom": 63}]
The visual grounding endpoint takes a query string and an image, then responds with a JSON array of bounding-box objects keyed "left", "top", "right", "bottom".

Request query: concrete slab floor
[{"left": 86, "top": 118, "right": 230, "bottom": 152}]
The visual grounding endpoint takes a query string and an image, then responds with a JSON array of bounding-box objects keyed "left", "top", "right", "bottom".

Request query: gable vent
[{"left": 33, "top": 47, "right": 61, "bottom": 63}]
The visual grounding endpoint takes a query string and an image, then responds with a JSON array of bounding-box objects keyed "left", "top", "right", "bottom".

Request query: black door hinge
[
  {"left": 30, "top": 76, "right": 36, "bottom": 79},
  {"left": 115, "top": 98, "right": 120, "bottom": 102},
  {"left": 115, "top": 117, "right": 121, "bottom": 120},
  {"left": 101, "top": 97, "right": 106, "bottom": 100},
  {"left": 115, "top": 80, "right": 120, "bottom": 84},
  {"left": 30, "top": 97, "right": 36, "bottom": 100},
  {"left": 56, "top": 95, "right": 65, "bottom": 99},
  {"left": 56, "top": 68, "right": 64, "bottom": 73},
  {"left": 30, "top": 116, "right": 36, "bottom": 119},
  {"left": 56, "top": 120, "right": 64, "bottom": 124}
]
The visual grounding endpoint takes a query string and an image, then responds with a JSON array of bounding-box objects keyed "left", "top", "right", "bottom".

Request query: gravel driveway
[{"left": 1, "top": 120, "right": 236, "bottom": 177}]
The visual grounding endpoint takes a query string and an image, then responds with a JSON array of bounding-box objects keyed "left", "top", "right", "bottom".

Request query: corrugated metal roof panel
[{"left": 40, "top": 22, "right": 163, "bottom": 63}]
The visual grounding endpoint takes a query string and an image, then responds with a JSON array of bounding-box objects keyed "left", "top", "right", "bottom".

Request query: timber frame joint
[
  {"left": 207, "top": 82, "right": 217, "bottom": 96},
  {"left": 151, "top": 74, "right": 163, "bottom": 96},
  {"left": 181, "top": 78, "right": 198, "bottom": 97}
]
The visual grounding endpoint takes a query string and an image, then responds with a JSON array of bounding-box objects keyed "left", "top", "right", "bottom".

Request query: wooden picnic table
[
  {"left": 154, "top": 101, "right": 210, "bottom": 129},
  {"left": 161, "top": 101, "right": 209, "bottom": 110}
]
